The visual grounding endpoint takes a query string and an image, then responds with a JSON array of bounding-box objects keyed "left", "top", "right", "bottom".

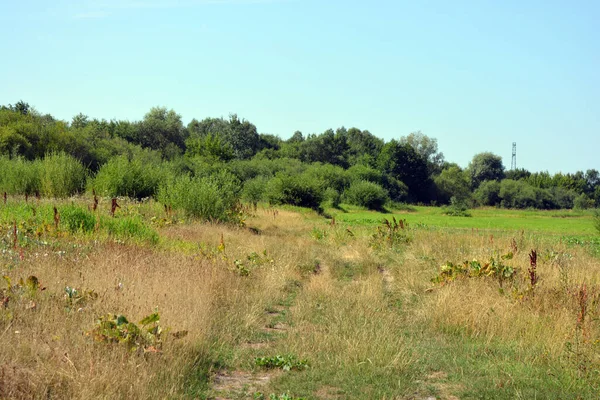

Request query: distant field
[{"left": 330, "top": 205, "right": 597, "bottom": 236}]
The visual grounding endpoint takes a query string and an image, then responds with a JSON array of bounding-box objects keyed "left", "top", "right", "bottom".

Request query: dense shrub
[
  {"left": 347, "top": 164, "right": 383, "bottom": 183},
  {"left": 304, "top": 163, "right": 350, "bottom": 193},
  {"left": 573, "top": 193, "right": 595, "bottom": 210},
  {"left": 499, "top": 179, "right": 541, "bottom": 209},
  {"left": 264, "top": 173, "right": 324, "bottom": 210},
  {"left": 92, "top": 155, "right": 170, "bottom": 199},
  {"left": 39, "top": 152, "right": 87, "bottom": 198},
  {"left": 344, "top": 180, "right": 389, "bottom": 210},
  {"left": 157, "top": 172, "right": 241, "bottom": 222},
  {"left": 323, "top": 187, "right": 341, "bottom": 208},
  {"left": 0, "top": 156, "right": 41, "bottom": 195},
  {"left": 381, "top": 175, "right": 408, "bottom": 202},
  {"left": 242, "top": 176, "right": 268, "bottom": 206},
  {"left": 548, "top": 186, "right": 577, "bottom": 209},
  {"left": 473, "top": 180, "right": 501, "bottom": 206}
]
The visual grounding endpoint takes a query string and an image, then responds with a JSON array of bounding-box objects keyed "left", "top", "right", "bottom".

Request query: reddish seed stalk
[
  {"left": 528, "top": 249, "right": 538, "bottom": 288},
  {"left": 54, "top": 206, "right": 60, "bottom": 230},
  {"left": 111, "top": 198, "right": 120, "bottom": 217}
]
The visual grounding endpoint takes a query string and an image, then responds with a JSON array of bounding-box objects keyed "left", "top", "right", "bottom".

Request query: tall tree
[
  {"left": 468, "top": 152, "right": 505, "bottom": 189},
  {"left": 399, "top": 131, "right": 444, "bottom": 174},
  {"left": 377, "top": 140, "right": 431, "bottom": 202}
]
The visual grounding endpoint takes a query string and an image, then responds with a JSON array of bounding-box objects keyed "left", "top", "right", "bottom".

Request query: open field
[{"left": 1, "top": 197, "right": 600, "bottom": 399}]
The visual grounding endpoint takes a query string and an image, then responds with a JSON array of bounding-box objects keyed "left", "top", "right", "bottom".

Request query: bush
[
  {"left": 574, "top": 194, "right": 595, "bottom": 210},
  {"left": 304, "top": 163, "right": 350, "bottom": 193},
  {"left": 473, "top": 180, "right": 501, "bottom": 206},
  {"left": 323, "top": 187, "right": 341, "bottom": 208},
  {"left": 442, "top": 197, "right": 472, "bottom": 217},
  {"left": 242, "top": 176, "right": 268, "bottom": 206},
  {"left": 61, "top": 205, "right": 96, "bottom": 233},
  {"left": 594, "top": 209, "right": 600, "bottom": 235},
  {"left": 347, "top": 164, "right": 383, "bottom": 183},
  {"left": 344, "top": 180, "right": 389, "bottom": 210},
  {"left": 92, "top": 155, "right": 171, "bottom": 199},
  {"left": 0, "top": 156, "right": 41, "bottom": 195},
  {"left": 158, "top": 172, "right": 241, "bottom": 222},
  {"left": 39, "top": 152, "right": 87, "bottom": 198},
  {"left": 264, "top": 173, "right": 323, "bottom": 210},
  {"left": 499, "top": 179, "right": 538, "bottom": 209}
]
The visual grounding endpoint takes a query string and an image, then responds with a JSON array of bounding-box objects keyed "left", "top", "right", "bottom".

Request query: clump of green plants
[
  {"left": 344, "top": 180, "right": 389, "bottom": 210},
  {"left": 102, "top": 215, "right": 159, "bottom": 244},
  {"left": 255, "top": 354, "right": 308, "bottom": 371},
  {"left": 0, "top": 156, "right": 41, "bottom": 195},
  {"left": 232, "top": 250, "right": 273, "bottom": 276},
  {"left": 39, "top": 152, "right": 87, "bottom": 198},
  {"left": 242, "top": 176, "right": 268, "bottom": 208},
  {"left": 371, "top": 217, "right": 411, "bottom": 250},
  {"left": 442, "top": 196, "right": 472, "bottom": 217},
  {"left": 264, "top": 173, "right": 324, "bottom": 211},
  {"left": 60, "top": 204, "right": 96, "bottom": 233},
  {"left": 64, "top": 286, "right": 98, "bottom": 311},
  {"left": 87, "top": 312, "right": 164, "bottom": 352},
  {"left": 91, "top": 154, "right": 171, "bottom": 199},
  {"left": 2, "top": 275, "right": 43, "bottom": 301},
  {"left": 157, "top": 172, "right": 242, "bottom": 223},
  {"left": 432, "top": 253, "right": 517, "bottom": 288}
]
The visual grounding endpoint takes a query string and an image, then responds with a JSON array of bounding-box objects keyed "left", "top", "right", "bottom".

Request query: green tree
[
  {"left": 468, "top": 152, "right": 505, "bottom": 189},
  {"left": 137, "top": 107, "right": 187, "bottom": 157},
  {"left": 399, "top": 131, "right": 444, "bottom": 174},
  {"left": 434, "top": 165, "right": 471, "bottom": 204},
  {"left": 377, "top": 140, "right": 431, "bottom": 202}
]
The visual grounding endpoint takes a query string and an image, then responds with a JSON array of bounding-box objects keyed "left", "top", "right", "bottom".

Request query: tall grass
[
  {"left": 0, "top": 153, "right": 86, "bottom": 198},
  {"left": 91, "top": 155, "right": 171, "bottom": 199},
  {"left": 0, "top": 156, "right": 40, "bottom": 195},
  {"left": 39, "top": 152, "right": 87, "bottom": 198},
  {"left": 157, "top": 172, "right": 241, "bottom": 222}
]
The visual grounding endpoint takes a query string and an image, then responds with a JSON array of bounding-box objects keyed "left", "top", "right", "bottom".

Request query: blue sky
[{"left": 1, "top": 0, "right": 598, "bottom": 173}]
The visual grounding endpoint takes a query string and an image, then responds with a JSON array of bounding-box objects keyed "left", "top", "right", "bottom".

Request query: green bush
[
  {"left": 158, "top": 172, "right": 241, "bottom": 222},
  {"left": 304, "top": 163, "right": 350, "bottom": 193},
  {"left": 91, "top": 155, "right": 171, "bottom": 199},
  {"left": 594, "top": 209, "right": 600, "bottom": 235},
  {"left": 323, "top": 187, "right": 341, "bottom": 208},
  {"left": 573, "top": 194, "right": 595, "bottom": 210},
  {"left": 39, "top": 152, "right": 87, "bottom": 198},
  {"left": 242, "top": 176, "right": 268, "bottom": 206},
  {"left": 473, "top": 180, "right": 501, "bottom": 206},
  {"left": 61, "top": 204, "right": 96, "bottom": 233},
  {"left": 0, "top": 156, "right": 41, "bottom": 195},
  {"left": 344, "top": 180, "right": 389, "bottom": 210},
  {"left": 264, "top": 173, "right": 323, "bottom": 210},
  {"left": 347, "top": 164, "right": 383, "bottom": 183}
]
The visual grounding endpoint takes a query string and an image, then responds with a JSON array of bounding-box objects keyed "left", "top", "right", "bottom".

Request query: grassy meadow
[{"left": 1, "top": 196, "right": 600, "bottom": 399}]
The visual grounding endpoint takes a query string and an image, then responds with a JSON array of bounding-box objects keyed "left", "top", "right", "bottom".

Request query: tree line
[{"left": 1, "top": 101, "right": 598, "bottom": 213}]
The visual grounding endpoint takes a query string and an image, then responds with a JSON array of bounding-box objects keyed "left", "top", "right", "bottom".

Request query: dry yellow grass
[{"left": 1, "top": 203, "right": 600, "bottom": 399}]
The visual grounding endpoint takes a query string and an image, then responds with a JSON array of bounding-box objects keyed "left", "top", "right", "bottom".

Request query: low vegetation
[{"left": 1, "top": 193, "right": 599, "bottom": 399}]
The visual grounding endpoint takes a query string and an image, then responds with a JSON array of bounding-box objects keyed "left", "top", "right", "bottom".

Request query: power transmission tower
[{"left": 511, "top": 142, "right": 517, "bottom": 170}]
